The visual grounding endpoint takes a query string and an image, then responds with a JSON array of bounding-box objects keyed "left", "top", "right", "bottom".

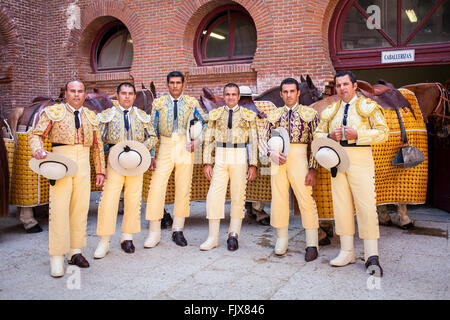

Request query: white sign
[{"left": 381, "top": 49, "right": 415, "bottom": 64}]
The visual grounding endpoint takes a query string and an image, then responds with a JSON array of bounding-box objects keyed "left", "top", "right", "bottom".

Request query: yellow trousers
[
  {"left": 331, "top": 147, "right": 380, "bottom": 240},
  {"left": 206, "top": 148, "right": 247, "bottom": 219},
  {"left": 48, "top": 145, "right": 91, "bottom": 256},
  {"left": 97, "top": 165, "right": 143, "bottom": 236},
  {"left": 146, "top": 135, "right": 194, "bottom": 221},
  {"left": 270, "top": 144, "right": 319, "bottom": 229}
]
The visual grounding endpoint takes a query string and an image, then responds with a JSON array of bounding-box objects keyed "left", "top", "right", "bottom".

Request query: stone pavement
[{"left": 0, "top": 197, "right": 448, "bottom": 300}]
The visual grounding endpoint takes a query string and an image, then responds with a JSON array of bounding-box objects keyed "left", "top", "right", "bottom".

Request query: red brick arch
[
  {"left": 66, "top": 0, "right": 145, "bottom": 73},
  {"left": 169, "top": 0, "right": 275, "bottom": 70}
]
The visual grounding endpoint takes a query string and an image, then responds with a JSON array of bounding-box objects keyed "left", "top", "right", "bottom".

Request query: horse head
[
  {"left": 299, "top": 74, "right": 323, "bottom": 106},
  {"left": 134, "top": 82, "right": 156, "bottom": 114}
]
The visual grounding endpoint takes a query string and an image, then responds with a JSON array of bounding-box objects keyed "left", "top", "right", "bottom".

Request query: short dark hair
[
  {"left": 223, "top": 83, "right": 240, "bottom": 95},
  {"left": 65, "top": 80, "right": 85, "bottom": 92},
  {"left": 117, "top": 82, "right": 136, "bottom": 94},
  {"left": 167, "top": 71, "right": 185, "bottom": 83},
  {"left": 334, "top": 70, "right": 357, "bottom": 84},
  {"left": 280, "top": 78, "right": 299, "bottom": 92}
]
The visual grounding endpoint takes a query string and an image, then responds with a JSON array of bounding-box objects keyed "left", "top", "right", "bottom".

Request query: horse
[{"left": 309, "top": 81, "right": 448, "bottom": 229}]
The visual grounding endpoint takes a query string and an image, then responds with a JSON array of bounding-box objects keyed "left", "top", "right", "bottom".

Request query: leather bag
[{"left": 392, "top": 109, "right": 425, "bottom": 169}]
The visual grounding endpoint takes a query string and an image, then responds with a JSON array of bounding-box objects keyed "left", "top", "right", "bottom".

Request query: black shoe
[
  {"left": 26, "top": 224, "right": 43, "bottom": 233},
  {"left": 121, "top": 240, "right": 135, "bottom": 254},
  {"left": 227, "top": 234, "right": 239, "bottom": 251},
  {"left": 365, "top": 255, "right": 383, "bottom": 277},
  {"left": 319, "top": 236, "right": 331, "bottom": 246},
  {"left": 161, "top": 210, "right": 173, "bottom": 229},
  {"left": 172, "top": 231, "right": 187, "bottom": 247},
  {"left": 305, "top": 246, "right": 318, "bottom": 262},
  {"left": 68, "top": 253, "right": 90, "bottom": 268}
]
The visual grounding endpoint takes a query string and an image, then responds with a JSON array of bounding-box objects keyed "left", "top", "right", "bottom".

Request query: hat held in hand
[
  {"left": 29, "top": 153, "right": 78, "bottom": 185},
  {"left": 311, "top": 137, "right": 350, "bottom": 177},
  {"left": 109, "top": 140, "right": 151, "bottom": 176}
]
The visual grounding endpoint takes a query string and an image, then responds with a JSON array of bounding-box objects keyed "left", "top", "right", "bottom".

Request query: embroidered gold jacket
[
  {"left": 259, "top": 104, "right": 319, "bottom": 168},
  {"left": 97, "top": 106, "right": 158, "bottom": 153},
  {"left": 203, "top": 106, "right": 258, "bottom": 166},
  {"left": 313, "top": 96, "right": 389, "bottom": 145},
  {"left": 29, "top": 103, "right": 105, "bottom": 175}
]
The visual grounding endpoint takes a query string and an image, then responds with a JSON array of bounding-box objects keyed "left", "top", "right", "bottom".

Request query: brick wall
[{"left": 0, "top": 0, "right": 338, "bottom": 114}]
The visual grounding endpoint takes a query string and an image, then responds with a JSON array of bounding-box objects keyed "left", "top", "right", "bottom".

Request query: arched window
[
  {"left": 329, "top": 0, "right": 450, "bottom": 69},
  {"left": 91, "top": 21, "right": 133, "bottom": 72},
  {"left": 195, "top": 5, "right": 257, "bottom": 66}
]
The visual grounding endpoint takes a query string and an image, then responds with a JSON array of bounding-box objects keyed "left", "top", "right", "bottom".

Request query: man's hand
[
  {"left": 247, "top": 165, "right": 257, "bottom": 181},
  {"left": 186, "top": 139, "right": 200, "bottom": 153},
  {"left": 96, "top": 174, "right": 105, "bottom": 187},
  {"left": 32, "top": 149, "right": 48, "bottom": 159},
  {"left": 343, "top": 126, "right": 358, "bottom": 140},
  {"left": 269, "top": 150, "right": 287, "bottom": 165},
  {"left": 204, "top": 164, "right": 213, "bottom": 181},
  {"left": 150, "top": 158, "right": 156, "bottom": 171},
  {"left": 330, "top": 127, "right": 358, "bottom": 141},
  {"left": 304, "top": 168, "right": 317, "bottom": 186}
]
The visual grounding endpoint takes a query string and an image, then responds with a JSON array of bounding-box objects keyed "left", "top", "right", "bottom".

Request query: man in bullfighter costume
[
  {"left": 313, "top": 70, "right": 389, "bottom": 276},
  {"left": 29, "top": 80, "right": 105, "bottom": 277},
  {"left": 145, "top": 71, "right": 207, "bottom": 248},
  {"left": 259, "top": 77, "right": 320, "bottom": 261},
  {"left": 94, "top": 82, "right": 158, "bottom": 258},
  {"left": 201, "top": 83, "right": 258, "bottom": 251}
]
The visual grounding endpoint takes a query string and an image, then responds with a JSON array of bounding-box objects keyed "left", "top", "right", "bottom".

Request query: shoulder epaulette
[
  {"left": 355, "top": 97, "right": 382, "bottom": 117},
  {"left": 83, "top": 108, "right": 99, "bottom": 126},
  {"left": 208, "top": 107, "right": 225, "bottom": 121},
  {"left": 267, "top": 107, "right": 284, "bottom": 124},
  {"left": 135, "top": 108, "right": 151, "bottom": 123},
  {"left": 43, "top": 103, "right": 66, "bottom": 122},
  {"left": 152, "top": 96, "right": 167, "bottom": 111},
  {"left": 240, "top": 107, "right": 256, "bottom": 121},
  {"left": 320, "top": 101, "right": 340, "bottom": 122},
  {"left": 298, "top": 104, "right": 318, "bottom": 122},
  {"left": 97, "top": 107, "right": 116, "bottom": 123}
]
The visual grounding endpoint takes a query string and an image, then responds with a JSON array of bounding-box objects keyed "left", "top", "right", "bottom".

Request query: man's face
[
  {"left": 65, "top": 81, "right": 86, "bottom": 109},
  {"left": 118, "top": 85, "right": 136, "bottom": 109},
  {"left": 335, "top": 74, "right": 357, "bottom": 103},
  {"left": 224, "top": 86, "right": 240, "bottom": 108},
  {"left": 280, "top": 83, "right": 300, "bottom": 108},
  {"left": 167, "top": 77, "right": 185, "bottom": 99}
]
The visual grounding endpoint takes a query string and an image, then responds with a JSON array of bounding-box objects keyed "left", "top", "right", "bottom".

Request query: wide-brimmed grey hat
[
  {"left": 312, "top": 137, "right": 350, "bottom": 177},
  {"left": 29, "top": 153, "right": 78, "bottom": 181}
]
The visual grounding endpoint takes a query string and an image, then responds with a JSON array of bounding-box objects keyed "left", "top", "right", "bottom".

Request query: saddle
[{"left": 357, "top": 79, "right": 415, "bottom": 118}]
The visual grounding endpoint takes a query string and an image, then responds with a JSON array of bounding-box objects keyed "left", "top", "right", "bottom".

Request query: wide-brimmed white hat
[
  {"left": 239, "top": 85, "right": 252, "bottom": 97},
  {"left": 29, "top": 153, "right": 78, "bottom": 182},
  {"left": 186, "top": 113, "right": 203, "bottom": 142},
  {"left": 268, "top": 127, "right": 290, "bottom": 155},
  {"left": 109, "top": 140, "right": 151, "bottom": 176},
  {"left": 311, "top": 137, "right": 350, "bottom": 177}
]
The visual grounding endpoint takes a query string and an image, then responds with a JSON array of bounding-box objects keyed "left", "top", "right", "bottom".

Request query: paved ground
[{"left": 0, "top": 196, "right": 448, "bottom": 300}]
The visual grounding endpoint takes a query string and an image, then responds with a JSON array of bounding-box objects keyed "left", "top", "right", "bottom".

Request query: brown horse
[{"left": 402, "top": 82, "right": 450, "bottom": 138}]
